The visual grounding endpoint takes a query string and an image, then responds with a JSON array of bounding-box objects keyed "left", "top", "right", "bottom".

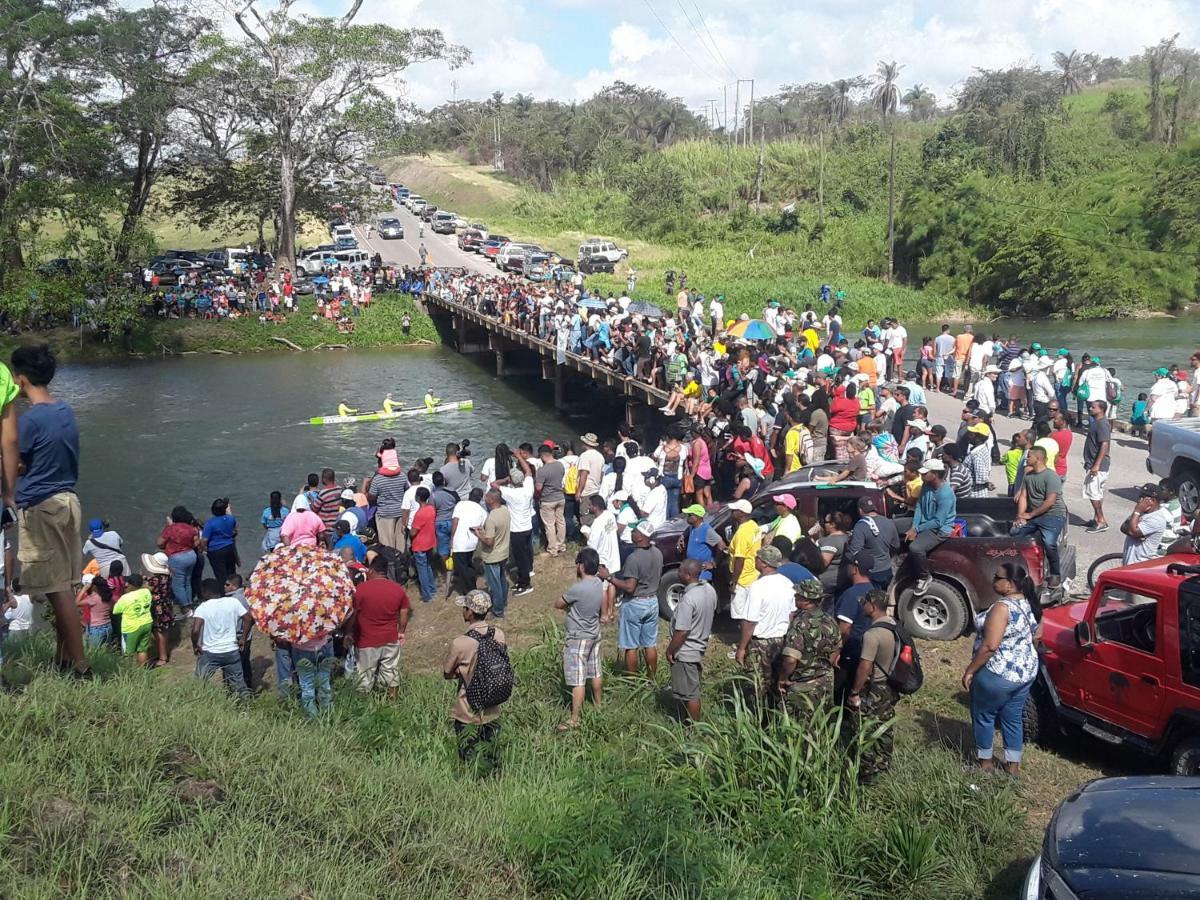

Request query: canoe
[{"left": 308, "top": 399, "right": 474, "bottom": 426}]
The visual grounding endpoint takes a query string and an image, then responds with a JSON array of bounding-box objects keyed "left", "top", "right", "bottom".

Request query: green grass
[{"left": 0, "top": 630, "right": 1028, "bottom": 898}]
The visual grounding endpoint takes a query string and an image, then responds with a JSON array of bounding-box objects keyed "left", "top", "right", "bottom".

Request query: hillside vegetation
[{"left": 408, "top": 54, "right": 1200, "bottom": 320}]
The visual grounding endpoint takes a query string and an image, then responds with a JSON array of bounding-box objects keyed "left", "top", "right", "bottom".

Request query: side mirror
[{"left": 1074, "top": 621, "right": 1094, "bottom": 649}]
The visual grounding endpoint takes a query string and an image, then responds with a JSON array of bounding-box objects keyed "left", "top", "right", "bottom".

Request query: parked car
[
  {"left": 577, "top": 255, "right": 616, "bottom": 275},
  {"left": 431, "top": 211, "right": 457, "bottom": 234},
  {"left": 578, "top": 238, "right": 627, "bottom": 264},
  {"left": 450, "top": 214, "right": 469, "bottom": 230},
  {"left": 1025, "top": 555, "right": 1200, "bottom": 775},
  {"left": 37, "top": 257, "right": 80, "bottom": 277},
  {"left": 480, "top": 237, "right": 511, "bottom": 261},
  {"left": 458, "top": 228, "right": 486, "bottom": 251},
  {"left": 1147, "top": 418, "right": 1200, "bottom": 515},
  {"left": 650, "top": 480, "right": 1074, "bottom": 637},
  {"left": 368, "top": 170, "right": 386, "bottom": 186},
  {"left": 1023, "top": 777, "right": 1200, "bottom": 899},
  {"left": 522, "top": 252, "right": 552, "bottom": 281},
  {"left": 335, "top": 236, "right": 358, "bottom": 250},
  {"left": 406, "top": 196, "right": 426, "bottom": 213},
  {"left": 377, "top": 217, "right": 403, "bottom": 239},
  {"left": 498, "top": 242, "right": 540, "bottom": 272},
  {"left": 468, "top": 222, "right": 489, "bottom": 238}
]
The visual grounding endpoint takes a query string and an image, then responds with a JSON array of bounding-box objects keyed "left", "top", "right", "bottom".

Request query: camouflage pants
[
  {"left": 746, "top": 637, "right": 785, "bottom": 707},
  {"left": 782, "top": 673, "right": 835, "bottom": 722},
  {"left": 847, "top": 687, "right": 898, "bottom": 780}
]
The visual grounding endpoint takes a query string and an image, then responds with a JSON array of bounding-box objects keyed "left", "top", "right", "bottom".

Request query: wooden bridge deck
[{"left": 425, "top": 293, "right": 670, "bottom": 406}]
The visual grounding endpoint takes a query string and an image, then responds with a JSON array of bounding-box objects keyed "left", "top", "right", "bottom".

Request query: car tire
[
  {"left": 657, "top": 568, "right": 686, "bottom": 621},
  {"left": 1174, "top": 467, "right": 1200, "bottom": 517},
  {"left": 1022, "top": 681, "right": 1058, "bottom": 747},
  {"left": 897, "top": 579, "right": 969, "bottom": 641},
  {"left": 1169, "top": 736, "right": 1200, "bottom": 775}
]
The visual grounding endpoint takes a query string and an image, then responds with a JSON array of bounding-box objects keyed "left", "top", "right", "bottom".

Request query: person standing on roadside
[
  {"left": 191, "top": 578, "right": 251, "bottom": 698},
  {"left": 345, "top": 554, "right": 411, "bottom": 698},
  {"left": 1049, "top": 408, "right": 1072, "bottom": 484},
  {"left": 474, "top": 488, "right": 511, "bottom": 618},
  {"left": 608, "top": 521, "right": 663, "bottom": 677},
  {"left": 575, "top": 433, "right": 605, "bottom": 530},
  {"left": 555, "top": 547, "right": 613, "bottom": 730},
  {"left": 666, "top": 559, "right": 716, "bottom": 722},
  {"left": 1190, "top": 352, "right": 1200, "bottom": 417},
  {"left": 369, "top": 445, "right": 409, "bottom": 552},
  {"left": 726, "top": 499, "right": 759, "bottom": 634},
  {"left": 1082, "top": 400, "right": 1111, "bottom": 534},
  {"left": 10, "top": 344, "right": 88, "bottom": 677},
  {"left": 933, "top": 325, "right": 955, "bottom": 392},
  {"left": 450, "top": 487, "right": 486, "bottom": 596},
  {"left": 951, "top": 325, "right": 974, "bottom": 397}
]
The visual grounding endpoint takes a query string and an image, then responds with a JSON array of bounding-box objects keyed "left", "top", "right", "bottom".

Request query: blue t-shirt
[
  {"left": 202, "top": 514, "right": 237, "bottom": 551},
  {"left": 834, "top": 582, "right": 875, "bottom": 663},
  {"left": 334, "top": 533, "right": 367, "bottom": 562},
  {"left": 262, "top": 506, "right": 289, "bottom": 529},
  {"left": 778, "top": 562, "right": 817, "bottom": 585},
  {"left": 16, "top": 401, "right": 79, "bottom": 508}
]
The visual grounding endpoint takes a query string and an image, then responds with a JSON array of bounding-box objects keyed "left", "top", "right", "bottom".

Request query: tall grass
[{"left": 0, "top": 629, "right": 1024, "bottom": 898}]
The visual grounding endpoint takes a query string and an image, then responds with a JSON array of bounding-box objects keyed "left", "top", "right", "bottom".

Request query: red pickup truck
[
  {"left": 1026, "top": 555, "right": 1200, "bottom": 775},
  {"left": 651, "top": 478, "right": 1075, "bottom": 641}
]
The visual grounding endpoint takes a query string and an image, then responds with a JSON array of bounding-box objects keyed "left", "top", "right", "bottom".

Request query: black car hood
[{"left": 1046, "top": 777, "right": 1200, "bottom": 897}]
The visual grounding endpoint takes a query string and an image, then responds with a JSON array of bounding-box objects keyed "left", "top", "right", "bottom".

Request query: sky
[{"left": 266, "top": 0, "right": 1197, "bottom": 118}]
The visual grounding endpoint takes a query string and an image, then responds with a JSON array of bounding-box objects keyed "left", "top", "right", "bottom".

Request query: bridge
[{"left": 423, "top": 292, "right": 669, "bottom": 426}]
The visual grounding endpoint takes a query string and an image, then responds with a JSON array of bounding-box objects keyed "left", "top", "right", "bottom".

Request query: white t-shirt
[
  {"left": 744, "top": 573, "right": 794, "bottom": 639},
  {"left": 400, "top": 484, "right": 421, "bottom": 525},
  {"left": 586, "top": 508, "right": 621, "bottom": 573},
  {"left": 451, "top": 500, "right": 486, "bottom": 552},
  {"left": 641, "top": 485, "right": 668, "bottom": 530},
  {"left": 1123, "top": 507, "right": 1172, "bottom": 565},
  {"left": 616, "top": 503, "right": 638, "bottom": 544},
  {"left": 1078, "top": 365, "right": 1109, "bottom": 403},
  {"left": 195, "top": 595, "right": 245, "bottom": 653},
  {"left": 709, "top": 299, "right": 723, "bottom": 322},
  {"left": 4, "top": 592, "right": 32, "bottom": 632},
  {"left": 967, "top": 342, "right": 987, "bottom": 371},
  {"left": 624, "top": 455, "right": 654, "bottom": 502},
  {"left": 1150, "top": 377, "right": 1177, "bottom": 420},
  {"left": 499, "top": 481, "right": 534, "bottom": 533},
  {"left": 886, "top": 325, "right": 907, "bottom": 351}
]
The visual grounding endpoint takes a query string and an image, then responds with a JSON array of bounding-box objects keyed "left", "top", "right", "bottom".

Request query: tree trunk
[
  {"left": 278, "top": 145, "right": 297, "bottom": 270},
  {"left": 886, "top": 130, "right": 896, "bottom": 283},
  {"left": 115, "top": 129, "right": 160, "bottom": 263}
]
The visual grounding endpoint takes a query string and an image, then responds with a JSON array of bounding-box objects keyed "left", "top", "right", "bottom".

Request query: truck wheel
[
  {"left": 1023, "top": 682, "right": 1057, "bottom": 747},
  {"left": 898, "top": 580, "right": 969, "bottom": 641},
  {"left": 657, "top": 569, "right": 686, "bottom": 621},
  {"left": 1170, "top": 737, "right": 1200, "bottom": 775},
  {"left": 1175, "top": 468, "right": 1200, "bottom": 517}
]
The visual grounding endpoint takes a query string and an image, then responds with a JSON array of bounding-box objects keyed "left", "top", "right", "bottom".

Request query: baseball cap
[
  {"left": 907, "top": 419, "right": 929, "bottom": 433},
  {"left": 848, "top": 550, "right": 875, "bottom": 572},
  {"left": 756, "top": 545, "right": 784, "bottom": 567},
  {"left": 88, "top": 518, "right": 105, "bottom": 538},
  {"left": 682, "top": 503, "right": 707, "bottom": 517},
  {"left": 634, "top": 520, "right": 656, "bottom": 538},
  {"left": 728, "top": 499, "right": 753, "bottom": 514},
  {"left": 340, "top": 488, "right": 356, "bottom": 501},
  {"left": 1057, "top": 348, "right": 1069, "bottom": 356},
  {"left": 1138, "top": 482, "right": 1165, "bottom": 499},
  {"left": 746, "top": 456, "right": 766, "bottom": 475},
  {"left": 1156, "top": 367, "right": 1170, "bottom": 377},
  {"left": 1031, "top": 342, "right": 1042, "bottom": 351},
  {"left": 919, "top": 458, "right": 945, "bottom": 474},
  {"left": 968, "top": 423, "right": 992, "bottom": 437},
  {"left": 455, "top": 589, "right": 493, "bottom": 615},
  {"left": 772, "top": 493, "right": 796, "bottom": 509}
]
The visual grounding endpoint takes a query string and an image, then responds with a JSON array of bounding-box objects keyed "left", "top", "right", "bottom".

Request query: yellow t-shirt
[
  {"left": 682, "top": 381, "right": 700, "bottom": 398},
  {"left": 112, "top": 588, "right": 153, "bottom": 633},
  {"left": 767, "top": 514, "right": 802, "bottom": 546},
  {"left": 713, "top": 339, "right": 727, "bottom": 357},
  {"left": 803, "top": 328, "right": 819, "bottom": 353},
  {"left": 904, "top": 476, "right": 922, "bottom": 506},
  {"left": 0, "top": 364, "right": 16, "bottom": 411},
  {"left": 729, "top": 520, "right": 761, "bottom": 587},
  {"left": 784, "top": 427, "right": 803, "bottom": 473}
]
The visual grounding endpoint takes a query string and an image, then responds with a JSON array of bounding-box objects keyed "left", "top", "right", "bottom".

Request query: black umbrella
[{"left": 628, "top": 300, "right": 665, "bottom": 318}]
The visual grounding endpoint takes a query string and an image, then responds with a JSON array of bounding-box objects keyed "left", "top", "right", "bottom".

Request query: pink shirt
[{"left": 280, "top": 508, "right": 325, "bottom": 547}]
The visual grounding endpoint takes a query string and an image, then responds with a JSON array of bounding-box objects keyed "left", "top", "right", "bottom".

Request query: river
[{"left": 60, "top": 347, "right": 583, "bottom": 563}]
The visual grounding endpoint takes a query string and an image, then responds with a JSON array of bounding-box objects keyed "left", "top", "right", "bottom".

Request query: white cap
[
  {"left": 919, "top": 459, "right": 945, "bottom": 474},
  {"left": 635, "top": 520, "right": 656, "bottom": 537},
  {"left": 728, "top": 499, "right": 753, "bottom": 514},
  {"left": 907, "top": 419, "right": 929, "bottom": 433}
]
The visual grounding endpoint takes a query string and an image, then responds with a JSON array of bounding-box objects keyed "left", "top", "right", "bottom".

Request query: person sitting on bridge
[
  {"left": 424, "top": 390, "right": 441, "bottom": 412},
  {"left": 382, "top": 393, "right": 402, "bottom": 414},
  {"left": 337, "top": 402, "right": 359, "bottom": 417}
]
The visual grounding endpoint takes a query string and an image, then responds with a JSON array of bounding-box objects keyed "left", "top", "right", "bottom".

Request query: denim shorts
[{"left": 618, "top": 597, "right": 659, "bottom": 650}]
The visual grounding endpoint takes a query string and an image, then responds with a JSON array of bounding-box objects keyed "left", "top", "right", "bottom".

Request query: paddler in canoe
[
  {"left": 382, "top": 393, "right": 402, "bottom": 415},
  {"left": 423, "top": 389, "right": 440, "bottom": 412},
  {"left": 337, "top": 401, "right": 359, "bottom": 417}
]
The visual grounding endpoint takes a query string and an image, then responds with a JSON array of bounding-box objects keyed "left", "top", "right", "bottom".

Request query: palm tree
[
  {"left": 902, "top": 83, "right": 936, "bottom": 120},
  {"left": 1053, "top": 50, "right": 1084, "bottom": 95},
  {"left": 871, "top": 61, "right": 902, "bottom": 121},
  {"left": 824, "top": 79, "right": 854, "bottom": 127}
]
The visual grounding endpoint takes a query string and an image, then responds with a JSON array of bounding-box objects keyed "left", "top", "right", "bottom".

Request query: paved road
[
  {"left": 923, "top": 390, "right": 1153, "bottom": 585},
  {"left": 350, "top": 197, "right": 494, "bottom": 275}
]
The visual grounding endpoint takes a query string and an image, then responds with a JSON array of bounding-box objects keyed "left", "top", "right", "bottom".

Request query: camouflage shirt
[{"left": 779, "top": 607, "right": 840, "bottom": 683}]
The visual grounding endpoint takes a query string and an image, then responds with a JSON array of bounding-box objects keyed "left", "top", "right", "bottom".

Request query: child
[
  {"left": 1003, "top": 432, "right": 1029, "bottom": 498},
  {"left": 112, "top": 574, "right": 154, "bottom": 666},
  {"left": 1130, "top": 392, "right": 1149, "bottom": 438},
  {"left": 76, "top": 575, "right": 114, "bottom": 647},
  {"left": 106, "top": 559, "right": 125, "bottom": 607}
]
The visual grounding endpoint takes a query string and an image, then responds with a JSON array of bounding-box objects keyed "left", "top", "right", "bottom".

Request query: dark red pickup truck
[{"left": 651, "top": 478, "right": 1076, "bottom": 641}]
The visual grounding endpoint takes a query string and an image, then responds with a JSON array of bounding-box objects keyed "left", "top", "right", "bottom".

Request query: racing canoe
[{"left": 309, "top": 399, "right": 474, "bottom": 426}]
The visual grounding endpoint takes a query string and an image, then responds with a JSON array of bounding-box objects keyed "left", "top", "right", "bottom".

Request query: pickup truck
[
  {"left": 650, "top": 477, "right": 1076, "bottom": 641},
  {"left": 1147, "top": 417, "right": 1200, "bottom": 515},
  {"left": 1026, "top": 555, "right": 1200, "bottom": 775}
]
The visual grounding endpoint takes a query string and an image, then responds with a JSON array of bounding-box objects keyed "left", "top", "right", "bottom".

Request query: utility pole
[
  {"left": 754, "top": 127, "right": 765, "bottom": 207},
  {"left": 748, "top": 78, "right": 754, "bottom": 147},
  {"left": 723, "top": 84, "right": 728, "bottom": 140},
  {"left": 886, "top": 130, "right": 896, "bottom": 282},
  {"left": 733, "top": 81, "right": 741, "bottom": 145}
]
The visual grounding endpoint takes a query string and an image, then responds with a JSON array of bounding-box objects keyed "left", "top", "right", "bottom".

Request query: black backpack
[
  {"left": 464, "top": 627, "right": 514, "bottom": 712},
  {"left": 866, "top": 620, "right": 924, "bottom": 695}
]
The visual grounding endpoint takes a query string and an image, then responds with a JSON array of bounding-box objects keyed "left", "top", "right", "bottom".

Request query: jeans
[
  {"left": 483, "top": 561, "right": 509, "bottom": 617},
  {"left": 564, "top": 498, "right": 581, "bottom": 542},
  {"left": 239, "top": 632, "right": 253, "bottom": 689},
  {"left": 413, "top": 550, "right": 435, "bottom": 602},
  {"left": 86, "top": 623, "right": 112, "bottom": 647},
  {"left": 168, "top": 550, "right": 197, "bottom": 607},
  {"left": 435, "top": 520, "right": 452, "bottom": 557},
  {"left": 274, "top": 642, "right": 295, "bottom": 701},
  {"left": 509, "top": 531, "right": 532, "bottom": 590},
  {"left": 996, "top": 372, "right": 1011, "bottom": 413},
  {"left": 971, "top": 668, "right": 1034, "bottom": 763},
  {"left": 195, "top": 649, "right": 249, "bottom": 697},
  {"left": 869, "top": 570, "right": 893, "bottom": 592},
  {"left": 1010, "top": 515, "right": 1065, "bottom": 579},
  {"left": 294, "top": 643, "right": 335, "bottom": 716},
  {"left": 660, "top": 474, "right": 682, "bottom": 519},
  {"left": 908, "top": 531, "right": 946, "bottom": 581}
]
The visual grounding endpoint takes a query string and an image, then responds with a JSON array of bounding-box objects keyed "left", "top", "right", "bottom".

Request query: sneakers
[
  {"left": 1086, "top": 523, "right": 1109, "bottom": 534},
  {"left": 514, "top": 586, "right": 534, "bottom": 597},
  {"left": 913, "top": 577, "right": 932, "bottom": 596}
]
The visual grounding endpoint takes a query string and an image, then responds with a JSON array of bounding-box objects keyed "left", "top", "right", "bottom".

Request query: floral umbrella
[
  {"left": 725, "top": 318, "right": 778, "bottom": 341},
  {"left": 244, "top": 542, "right": 354, "bottom": 644}
]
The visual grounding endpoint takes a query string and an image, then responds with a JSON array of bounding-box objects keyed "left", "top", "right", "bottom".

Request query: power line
[
  {"left": 641, "top": 0, "right": 725, "bottom": 88},
  {"left": 675, "top": 0, "right": 735, "bottom": 80},
  {"left": 691, "top": 0, "right": 735, "bottom": 79}
]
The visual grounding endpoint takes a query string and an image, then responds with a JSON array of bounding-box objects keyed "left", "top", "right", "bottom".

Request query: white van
[
  {"left": 300, "top": 249, "right": 370, "bottom": 275},
  {"left": 578, "top": 239, "right": 628, "bottom": 264}
]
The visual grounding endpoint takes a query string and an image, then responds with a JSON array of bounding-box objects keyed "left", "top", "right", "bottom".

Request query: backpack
[
  {"left": 562, "top": 462, "right": 579, "bottom": 495},
  {"left": 866, "top": 620, "right": 924, "bottom": 695},
  {"left": 1105, "top": 380, "right": 1119, "bottom": 403},
  {"left": 464, "top": 627, "right": 514, "bottom": 712}
]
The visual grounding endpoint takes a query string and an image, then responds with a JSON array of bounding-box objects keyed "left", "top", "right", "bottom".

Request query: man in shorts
[
  {"left": 1082, "top": 399, "right": 1111, "bottom": 533},
  {"left": 345, "top": 554, "right": 411, "bottom": 698},
  {"left": 9, "top": 344, "right": 87, "bottom": 676},
  {"left": 555, "top": 547, "right": 613, "bottom": 729},
  {"left": 608, "top": 521, "right": 663, "bottom": 677},
  {"left": 665, "top": 559, "right": 716, "bottom": 721}
]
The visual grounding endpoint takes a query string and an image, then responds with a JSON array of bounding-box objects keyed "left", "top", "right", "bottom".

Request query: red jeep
[{"left": 1026, "top": 555, "right": 1200, "bottom": 775}]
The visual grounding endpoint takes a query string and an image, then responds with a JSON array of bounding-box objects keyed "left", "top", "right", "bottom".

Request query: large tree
[
  {"left": 871, "top": 61, "right": 901, "bottom": 121},
  {"left": 1052, "top": 50, "right": 1084, "bottom": 95},
  {"left": 224, "top": 0, "right": 466, "bottom": 266}
]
